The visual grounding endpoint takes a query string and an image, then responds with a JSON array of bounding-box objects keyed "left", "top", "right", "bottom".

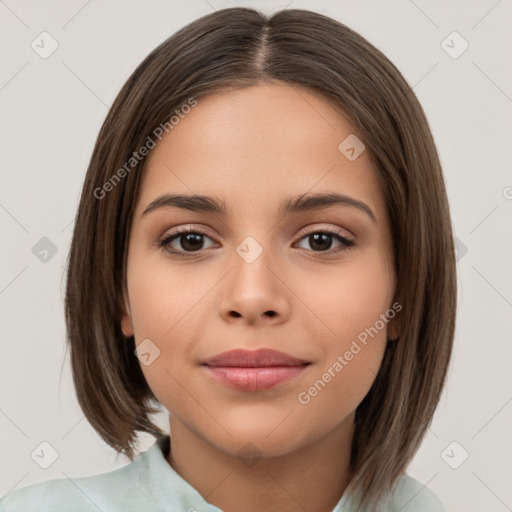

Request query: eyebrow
[{"left": 141, "top": 192, "right": 376, "bottom": 223}]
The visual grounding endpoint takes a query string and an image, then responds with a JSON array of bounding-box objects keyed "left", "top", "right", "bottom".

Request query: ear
[{"left": 120, "top": 289, "right": 134, "bottom": 338}]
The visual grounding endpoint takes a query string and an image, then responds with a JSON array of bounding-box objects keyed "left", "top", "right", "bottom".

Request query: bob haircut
[{"left": 65, "top": 7, "right": 457, "bottom": 511}]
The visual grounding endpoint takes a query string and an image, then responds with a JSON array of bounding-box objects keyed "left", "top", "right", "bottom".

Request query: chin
[
  {"left": 218, "top": 431, "right": 306, "bottom": 460},
  {"left": 203, "top": 414, "right": 316, "bottom": 460}
]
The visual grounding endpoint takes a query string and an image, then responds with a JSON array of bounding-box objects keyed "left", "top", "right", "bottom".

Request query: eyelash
[{"left": 158, "top": 225, "right": 355, "bottom": 258}]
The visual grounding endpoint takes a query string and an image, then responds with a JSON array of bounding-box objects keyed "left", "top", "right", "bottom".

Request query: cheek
[
  {"left": 127, "top": 251, "right": 209, "bottom": 339},
  {"left": 294, "top": 249, "right": 395, "bottom": 347},
  {"left": 292, "top": 251, "right": 392, "bottom": 409},
  {"left": 126, "top": 254, "right": 213, "bottom": 407},
  {"left": 295, "top": 337, "right": 386, "bottom": 435}
]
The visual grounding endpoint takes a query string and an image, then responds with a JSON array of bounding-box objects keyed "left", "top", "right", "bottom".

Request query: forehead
[{"left": 135, "top": 83, "right": 385, "bottom": 221}]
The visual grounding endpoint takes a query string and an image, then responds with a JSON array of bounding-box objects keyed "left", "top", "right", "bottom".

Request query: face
[{"left": 121, "top": 82, "right": 398, "bottom": 458}]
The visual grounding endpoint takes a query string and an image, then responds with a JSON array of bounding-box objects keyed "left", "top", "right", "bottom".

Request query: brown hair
[{"left": 65, "top": 7, "right": 456, "bottom": 511}]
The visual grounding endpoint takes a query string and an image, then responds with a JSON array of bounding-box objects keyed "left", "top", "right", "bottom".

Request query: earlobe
[
  {"left": 120, "top": 294, "right": 134, "bottom": 338},
  {"left": 121, "top": 311, "right": 134, "bottom": 338}
]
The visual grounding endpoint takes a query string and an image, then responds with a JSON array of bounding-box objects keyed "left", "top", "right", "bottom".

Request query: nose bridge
[
  {"left": 232, "top": 233, "right": 280, "bottom": 294},
  {"left": 219, "top": 232, "right": 290, "bottom": 324}
]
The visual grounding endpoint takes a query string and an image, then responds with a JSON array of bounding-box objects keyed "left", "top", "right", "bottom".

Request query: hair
[{"left": 64, "top": 7, "right": 456, "bottom": 511}]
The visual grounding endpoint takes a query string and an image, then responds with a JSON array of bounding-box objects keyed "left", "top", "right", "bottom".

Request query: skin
[{"left": 121, "top": 82, "right": 398, "bottom": 512}]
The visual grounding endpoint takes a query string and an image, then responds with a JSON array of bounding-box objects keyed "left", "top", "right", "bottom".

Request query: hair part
[{"left": 65, "top": 8, "right": 456, "bottom": 511}]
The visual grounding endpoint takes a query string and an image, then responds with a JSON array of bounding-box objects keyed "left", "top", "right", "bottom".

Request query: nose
[{"left": 218, "top": 244, "right": 291, "bottom": 327}]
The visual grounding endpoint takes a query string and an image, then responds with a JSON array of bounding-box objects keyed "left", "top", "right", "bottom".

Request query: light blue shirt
[{"left": 0, "top": 435, "right": 445, "bottom": 511}]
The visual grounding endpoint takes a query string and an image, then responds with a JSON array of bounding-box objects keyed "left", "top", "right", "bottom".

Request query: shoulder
[
  {"left": 0, "top": 454, "right": 152, "bottom": 512},
  {"left": 388, "top": 473, "right": 446, "bottom": 512}
]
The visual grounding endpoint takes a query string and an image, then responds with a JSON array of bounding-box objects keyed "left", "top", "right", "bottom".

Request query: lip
[
  {"left": 201, "top": 348, "right": 311, "bottom": 392},
  {"left": 202, "top": 348, "right": 309, "bottom": 367}
]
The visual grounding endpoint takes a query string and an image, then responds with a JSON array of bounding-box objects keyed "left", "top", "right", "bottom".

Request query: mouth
[{"left": 201, "top": 348, "right": 311, "bottom": 392}]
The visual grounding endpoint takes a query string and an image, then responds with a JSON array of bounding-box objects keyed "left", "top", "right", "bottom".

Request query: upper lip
[{"left": 202, "top": 348, "right": 310, "bottom": 368}]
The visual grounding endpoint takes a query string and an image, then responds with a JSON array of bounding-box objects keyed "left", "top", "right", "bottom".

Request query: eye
[
  {"left": 295, "top": 228, "right": 355, "bottom": 254},
  {"left": 158, "top": 226, "right": 355, "bottom": 257},
  {"left": 159, "top": 226, "right": 217, "bottom": 256}
]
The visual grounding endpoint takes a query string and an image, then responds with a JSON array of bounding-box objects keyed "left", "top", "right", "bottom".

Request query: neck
[{"left": 166, "top": 414, "right": 354, "bottom": 512}]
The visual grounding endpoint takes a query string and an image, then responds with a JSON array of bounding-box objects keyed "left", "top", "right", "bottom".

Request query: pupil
[
  {"left": 182, "top": 233, "right": 203, "bottom": 251},
  {"left": 310, "top": 233, "right": 332, "bottom": 251}
]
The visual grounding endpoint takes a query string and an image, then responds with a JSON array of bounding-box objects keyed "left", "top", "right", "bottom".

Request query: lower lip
[{"left": 204, "top": 365, "right": 309, "bottom": 391}]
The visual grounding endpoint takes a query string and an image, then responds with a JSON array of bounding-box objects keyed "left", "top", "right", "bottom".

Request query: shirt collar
[{"left": 138, "top": 434, "right": 223, "bottom": 511}]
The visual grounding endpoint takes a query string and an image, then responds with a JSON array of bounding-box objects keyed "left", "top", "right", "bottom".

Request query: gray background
[{"left": 1, "top": 1, "right": 511, "bottom": 510}]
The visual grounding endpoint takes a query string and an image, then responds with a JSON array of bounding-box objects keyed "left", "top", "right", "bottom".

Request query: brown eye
[
  {"left": 296, "top": 230, "right": 354, "bottom": 253},
  {"left": 158, "top": 226, "right": 355, "bottom": 258},
  {"left": 159, "top": 228, "right": 216, "bottom": 255}
]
